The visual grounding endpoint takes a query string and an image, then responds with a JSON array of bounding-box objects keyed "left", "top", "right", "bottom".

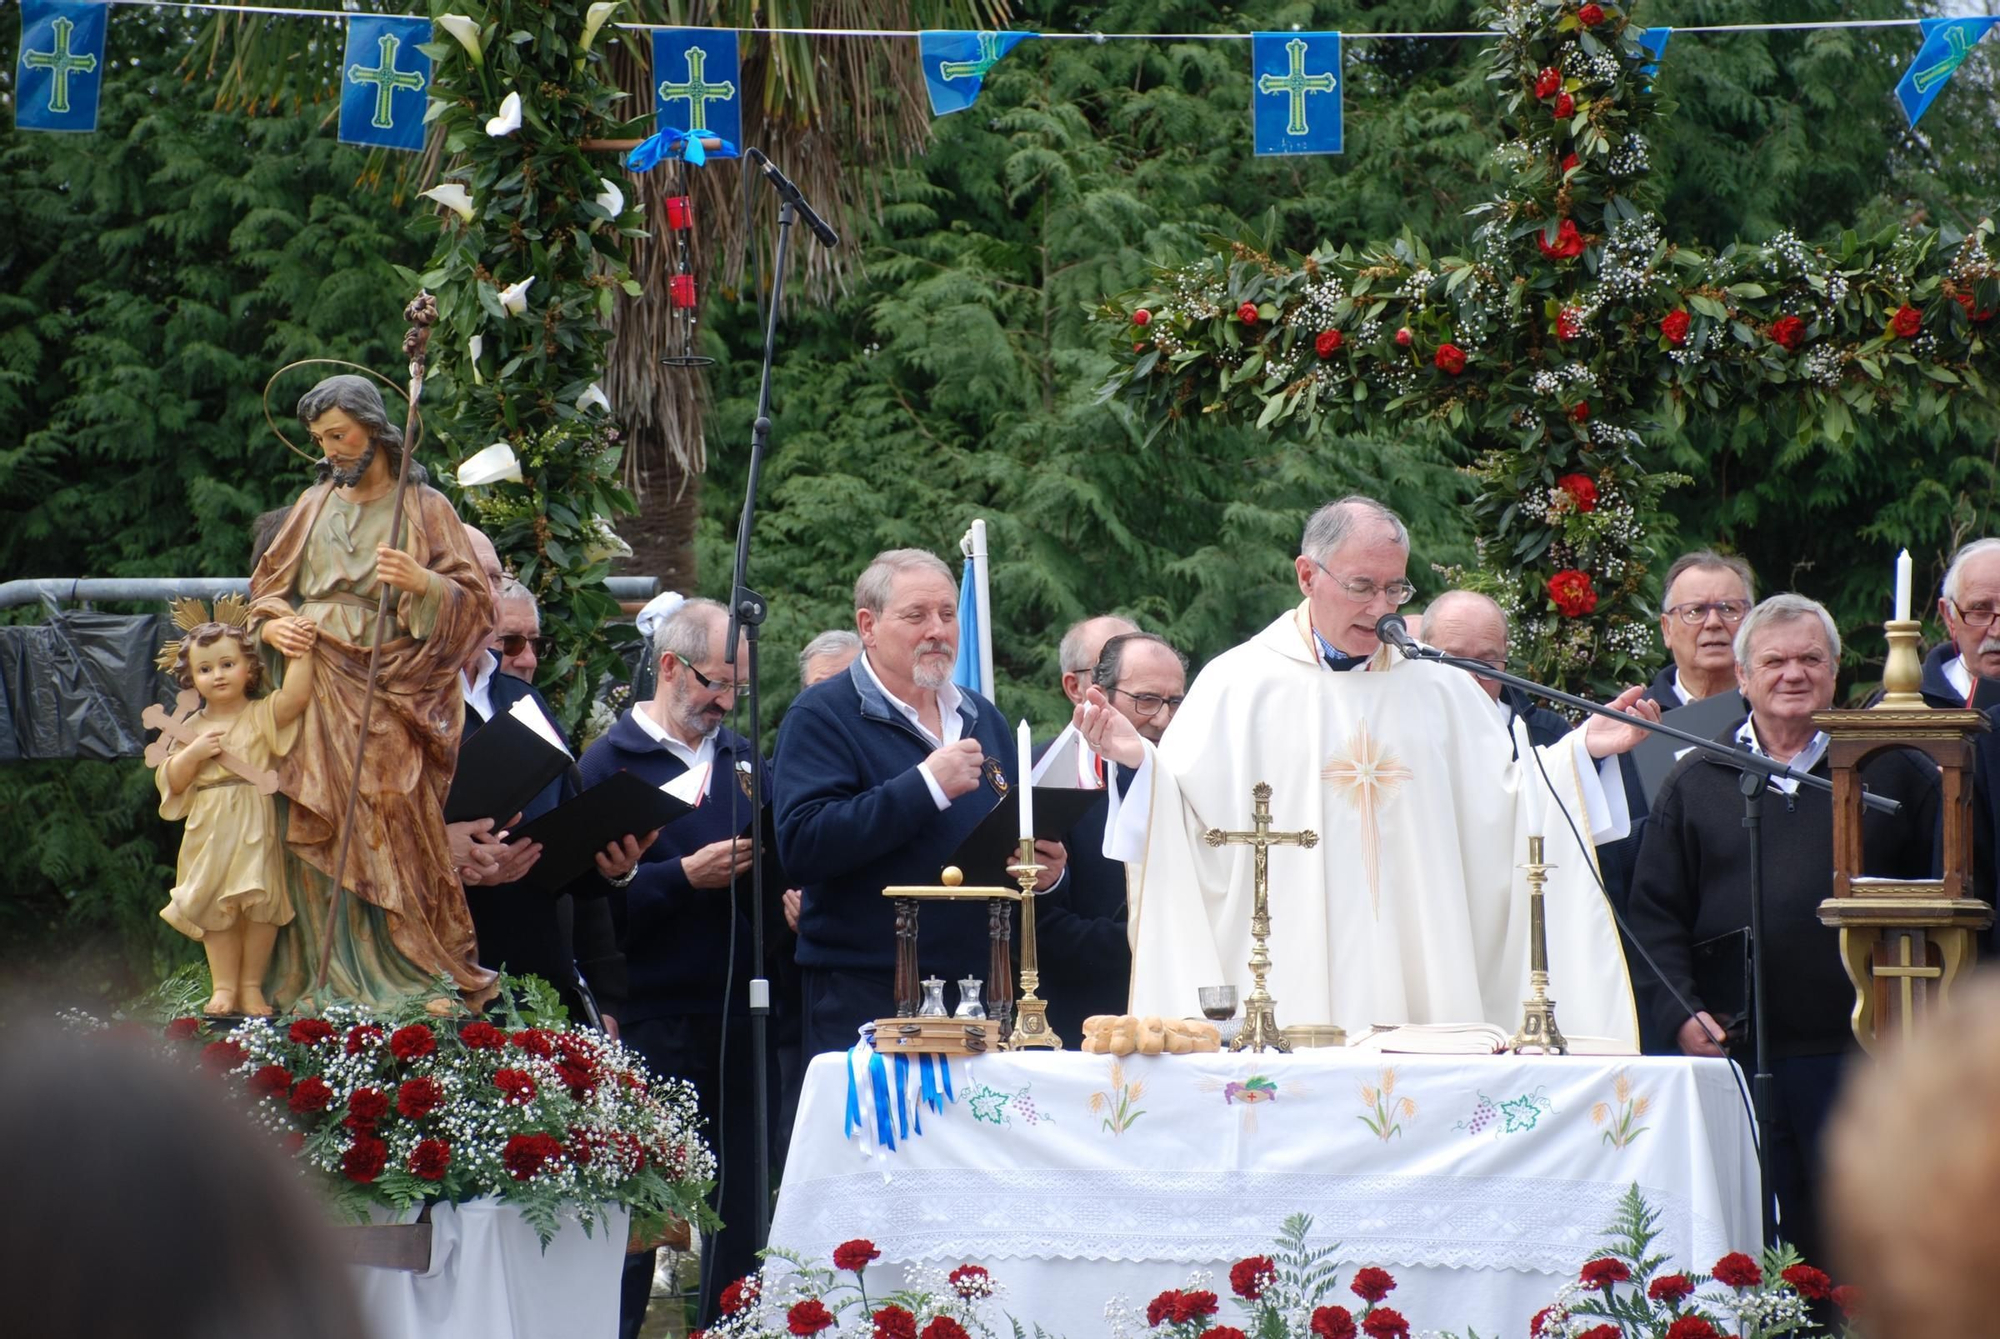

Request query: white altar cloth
[
  {"left": 350, "top": 1199, "right": 628, "bottom": 1339},
  {"left": 770, "top": 1050, "right": 1757, "bottom": 1337}
]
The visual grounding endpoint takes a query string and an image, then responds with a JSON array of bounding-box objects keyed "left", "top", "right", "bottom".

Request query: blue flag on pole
[
  {"left": 1251, "top": 32, "right": 1343, "bottom": 156},
  {"left": 339, "top": 16, "right": 431, "bottom": 152},
  {"left": 919, "top": 30, "right": 1033, "bottom": 117},
  {"left": 652, "top": 29, "right": 742, "bottom": 152},
  {"left": 16, "top": 0, "right": 107, "bottom": 134},
  {"left": 1896, "top": 17, "right": 1999, "bottom": 128},
  {"left": 952, "top": 522, "right": 993, "bottom": 701},
  {"left": 1636, "top": 27, "right": 1671, "bottom": 80}
]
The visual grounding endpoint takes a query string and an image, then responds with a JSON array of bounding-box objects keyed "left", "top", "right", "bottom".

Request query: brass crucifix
[{"left": 1204, "top": 781, "right": 1318, "bottom": 1053}]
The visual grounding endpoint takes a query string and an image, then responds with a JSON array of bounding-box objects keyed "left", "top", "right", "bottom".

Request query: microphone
[
  {"left": 1375, "top": 612, "right": 1438, "bottom": 659},
  {"left": 746, "top": 148, "right": 840, "bottom": 248}
]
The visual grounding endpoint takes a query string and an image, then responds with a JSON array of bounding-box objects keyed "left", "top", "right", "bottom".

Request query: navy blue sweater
[
  {"left": 576, "top": 708, "right": 770, "bottom": 1023},
  {"left": 1036, "top": 765, "right": 1133, "bottom": 1041},
  {"left": 773, "top": 656, "right": 1012, "bottom": 981}
]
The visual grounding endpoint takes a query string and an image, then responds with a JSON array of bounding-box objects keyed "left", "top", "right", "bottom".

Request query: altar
[{"left": 770, "top": 1049, "right": 1758, "bottom": 1337}]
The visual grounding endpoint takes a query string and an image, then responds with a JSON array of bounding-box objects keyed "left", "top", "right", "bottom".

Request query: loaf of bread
[{"left": 1078, "top": 1015, "right": 1221, "bottom": 1056}]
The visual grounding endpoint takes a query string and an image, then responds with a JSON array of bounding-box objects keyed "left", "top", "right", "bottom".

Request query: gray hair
[
  {"left": 854, "top": 548, "right": 953, "bottom": 614},
  {"left": 297, "top": 375, "right": 415, "bottom": 482},
  {"left": 1734, "top": 593, "right": 1841, "bottom": 665},
  {"left": 1662, "top": 549, "right": 1756, "bottom": 608},
  {"left": 655, "top": 596, "right": 730, "bottom": 665},
  {"left": 1059, "top": 615, "right": 1140, "bottom": 674},
  {"left": 497, "top": 577, "right": 536, "bottom": 609},
  {"left": 1420, "top": 588, "right": 1509, "bottom": 641},
  {"left": 1942, "top": 538, "right": 2000, "bottom": 603},
  {"left": 1090, "top": 631, "right": 1188, "bottom": 689},
  {"left": 798, "top": 629, "right": 861, "bottom": 682},
  {"left": 1301, "top": 496, "right": 1410, "bottom": 563}
]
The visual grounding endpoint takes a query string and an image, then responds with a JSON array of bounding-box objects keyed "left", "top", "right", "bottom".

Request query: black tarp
[{"left": 0, "top": 606, "right": 175, "bottom": 761}]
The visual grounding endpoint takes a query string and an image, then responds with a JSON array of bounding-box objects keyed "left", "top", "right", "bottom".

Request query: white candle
[
  {"left": 1017, "top": 719, "right": 1035, "bottom": 843},
  {"left": 1895, "top": 549, "right": 1913, "bottom": 622}
]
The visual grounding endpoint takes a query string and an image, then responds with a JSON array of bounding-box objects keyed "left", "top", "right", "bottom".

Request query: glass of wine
[{"left": 1197, "top": 985, "right": 1239, "bottom": 1022}]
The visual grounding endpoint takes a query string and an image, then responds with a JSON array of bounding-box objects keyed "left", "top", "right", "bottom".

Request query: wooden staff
[{"left": 313, "top": 292, "right": 438, "bottom": 996}]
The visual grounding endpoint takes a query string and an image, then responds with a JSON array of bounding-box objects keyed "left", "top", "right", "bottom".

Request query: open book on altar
[{"left": 1346, "top": 1023, "right": 1638, "bottom": 1056}]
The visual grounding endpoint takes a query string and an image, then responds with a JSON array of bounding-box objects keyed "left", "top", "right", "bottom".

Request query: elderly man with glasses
[
  {"left": 1928, "top": 538, "right": 2000, "bottom": 707},
  {"left": 1649, "top": 550, "right": 1757, "bottom": 708},
  {"left": 1075, "top": 496, "right": 1660, "bottom": 1045}
]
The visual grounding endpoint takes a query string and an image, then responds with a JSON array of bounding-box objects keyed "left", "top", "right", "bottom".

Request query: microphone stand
[
  {"left": 1399, "top": 637, "right": 1893, "bottom": 1248},
  {"left": 721, "top": 196, "right": 796, "bottom": 1256}
]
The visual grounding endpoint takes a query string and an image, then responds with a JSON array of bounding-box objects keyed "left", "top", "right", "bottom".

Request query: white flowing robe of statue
[{"left": 1106, "top": 603, "right": 1639, "bottom": 1047}]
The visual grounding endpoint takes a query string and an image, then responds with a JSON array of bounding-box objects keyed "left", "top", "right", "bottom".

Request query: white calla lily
[
  {"left": 580, "top": 1, "right": 621, "bottom": 53},
  {"left": 485, "top": 90, "right": 523, "bottom": 138},
  {"left": 436, "top": 14, "right": 485, "bottom": 66},
  {"left": 457, "top": 442, "right": 524, "bottom": 488},
  {"left": 583, "top": 515, "right": 633, "bottom": 563},
  {"left": 467, "top": 335, "right": 484, "bottom": 386},
  {"left": 577, "top": 382, "right": 612, "bottom": 415},
  {"left": 419, "top": 182, "right": 475, "bottom": 223},
  {"left": 592, "top": 178, "right": 625, "bottom": 220},
  {"left": 498, "top": 277, "right": 534, "bottom": 316}
]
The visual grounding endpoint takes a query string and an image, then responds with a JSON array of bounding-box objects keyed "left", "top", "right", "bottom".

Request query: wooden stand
[
  {"left": 871, "top": 1018, "right": 999, "bottom": 1056},
  {"left": 881, "top": 868, "right": 1020, "bottom": 1053},
  {"left": 1814, "top": 622, "right": 1994, "bottom": 1053}
]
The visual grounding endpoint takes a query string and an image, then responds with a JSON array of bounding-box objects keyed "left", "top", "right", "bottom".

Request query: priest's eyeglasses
[
  {"left": 1109, "top": 688, "right": 1186, "bottom": 718},
  {"left": 1310, "top": 560, "right": 1416, "bottom": 607},
  {"left": 674, "top": 653, "right": 750, "bottom": 697},
  {"left": 1949, "top": 600, "right": 2000, "bottom": 629},
  {"left": 1664, "top": 600, "right": 1751, "bottom": 625}
]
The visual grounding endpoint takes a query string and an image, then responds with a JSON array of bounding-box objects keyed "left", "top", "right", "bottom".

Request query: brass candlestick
[
  {"left": 1006, "top": 836, "right": 1061, "bottom": 1049},
  {"left": 1204, "top": 782, "right": 1319, "bottom": 1054},
  {"left": 1510, "top": 835, "right": 1568, "bottom": 1055},
  {"left": 1875, "top": 619, "right": 1928, "bottom": 710}
]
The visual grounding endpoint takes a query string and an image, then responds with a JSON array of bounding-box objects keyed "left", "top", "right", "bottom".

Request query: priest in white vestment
[{"left": 1077, "top": 497, "right": 1660, "bottom": 1048}]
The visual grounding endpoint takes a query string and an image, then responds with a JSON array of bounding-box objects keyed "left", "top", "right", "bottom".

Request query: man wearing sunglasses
[{"left": 493, "top": 578, "right": 548, "bottom": 682}]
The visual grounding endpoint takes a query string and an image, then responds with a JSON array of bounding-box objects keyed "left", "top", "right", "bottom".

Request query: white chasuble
[{"left": 1108, "top": 603, "right": 1639, "bottom": 1048}]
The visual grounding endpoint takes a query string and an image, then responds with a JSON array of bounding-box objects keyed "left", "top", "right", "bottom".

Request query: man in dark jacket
[
  {"left": 584, "top": 596, "right": 774, "bottom": 1334},
  {"left": 774, "top": 549, "right": 1063, "bottom": 1059},
  {"left": 1628, "top": 593, "right": 1940, "bottom": 1264}
]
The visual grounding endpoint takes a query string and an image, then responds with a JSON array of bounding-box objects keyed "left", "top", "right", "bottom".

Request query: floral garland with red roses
[
  {"left": 126, "top": 978, "right": 717, "bottom": 1246},
  {"left": 1094, "top": 0, "right": 2000, "bottom": 698},
  {"left": 717, "top": 1192, "right": 1858, "bottom": 1339}
]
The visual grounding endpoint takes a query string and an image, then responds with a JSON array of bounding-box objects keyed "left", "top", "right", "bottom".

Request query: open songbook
[{"left": 1345, "top": 1023, "right": 1637, "bottom": 1056}]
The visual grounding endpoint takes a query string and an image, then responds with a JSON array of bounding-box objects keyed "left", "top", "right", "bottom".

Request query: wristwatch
[{"left": 607, "top": 865, "right": 638, "bottom": 888}]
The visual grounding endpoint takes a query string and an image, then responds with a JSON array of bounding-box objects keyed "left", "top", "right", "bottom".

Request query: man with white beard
[{"left": 775, "top": 548, "right": 1061, "bottom": 1057}]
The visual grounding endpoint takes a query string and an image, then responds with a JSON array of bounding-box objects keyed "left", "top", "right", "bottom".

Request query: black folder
[
  {"left": 1631, "top": 691, "right": 1747, "bottom": 806},
  {"left": 949, "top": 786, "right": 1106, "bottom": 889},
  {"left": 1691, "top": 927, "right": 1752, "bottom": 1047},
  {"left": 507, "top": 770, "right": 693, "bottom": 892},
  {"left": 444, "top": 710, "right": 574, "bottom": 826}
]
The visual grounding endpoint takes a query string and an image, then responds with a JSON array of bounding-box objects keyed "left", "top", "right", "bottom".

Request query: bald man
[
  {"left": 1419, "top": 590, "right": 1570, "bottom": 748},
  {"left": 1058, "top": 614, "right": 1140, "bottom": 706}
]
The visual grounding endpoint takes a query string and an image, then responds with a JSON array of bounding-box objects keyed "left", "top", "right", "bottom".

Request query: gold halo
[{"left": 262, "top": 358, "right": 426, "bottom": 464}]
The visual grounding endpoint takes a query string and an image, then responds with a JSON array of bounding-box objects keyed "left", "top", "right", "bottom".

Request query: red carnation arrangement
[
  {"left": 459, "top": 1020, "right": 507, "bottom": 1050},
  {"left": 1660, "top": 309, "right": 1691, "bottom": 345},
  {"left": 787, "top": 1300, "right": 837, "bottom": 1337},
  {"left": 288, "top": 1018, "right": 334, "bottom": 1047},
  {"left": 1554, "top": 92, "right": 1575, "bottom": 119},
  {"left": 1237, "top": 301, "right": 1260, "bottom": 324},
  {"left": 1359, "top": 1307, "right": 1408, "bottom": 1339},
  {"left": 1350, "top": 1267, "right": 1397, "bottom": 1304},
  {"left": 1558, "top": 473, "right": 1598, "bottom": 512},
  {"left": 1316, "top": 329, "right": 1344, "bottom": 358},
  {"left": 1538, "top": 219, "right": 1585, "bottom": 260},
  {"left": 1579, "top": 3, "right": 1607, "bottom": 27},
  {"left": 1146, "top": 1290, "right": 1182, "bottom": 1328},
  {"left": 288, "top": 1075, "right": 333, "bottom": 1114},
  {"left": 1548, "top": 569, "right": 1598, "bottom": 617},
  {"left": 721, "top": 1276, "right": 761, "bottom": 1315},
  {"left": 1770, "top": 315, "right": 1806, "bottom": 351},
  {"left": 1779, "top": 1264, "right": 1831, "bottom": 1300},
  {"left": 1172, "top": 1290, "right": 1220, "bottom": 1325},
  {"left": 873, "top": 1306, "right": 919, "bottom": 1339},
  {"left": 165, "top": 1016, "right": 205, "bottom": 1042},
  {"left": 1664, "top": 1318, "right": 1719, "bottom": 1339},
  {"left": 1198, "top": 1328, "right": 1247, "bottom": 1339},
  {"left": 510, "top": 1028, "right": 556, "bottom": 1058},
  {"left": 1230, "top": 1255, "right": 1277, "bottom": 1300},
  {"left": 495, "top": 1067, "right": 538, "bottom": 1105},
  {"left": 1579, "top": 1257, "right": 1630, "bottom": 1291},
  {"left": 1434, "top": 343, "right": 1468, "bottom": 375},
  {"left": 1646, "top": 1273, "right": 1693, "bottom": 1304},
  {"left": 388, "top": 1023, "right": 436, "bottom": 1061},
  {"left": 1309, "top": 1306, "right": 1357, "bottom": 1339},
  {"left": 1890, "top": 304, "right": 1921, "bottom": 338},
  {"left": 1832, "top": 1283, "right": 1862, "bottom": 1317},
  {"left": 1710, "top": 1252, "right": 1762, "bottom": 1288},
  {"left": 948, "top": 1264, "right": 994, "bottom": 1300},
  {"left": 201, "top": 1038, "right": 247, "bottom": 1072},
  {"left": 341, "top": 1133, "right": 389, "bottom": 1183},
  {"left": 344, "top": 1023, "right": 384, "bottom": 1056},
  {"left": 1577, "top": 1327, "right": 1619, "bottom": 1339},
  {"left": 345, "top": 1086, "right": 390, "bottom": 1129},
  {"left": 248, "top": 1064, "right": 293, "bottom": 1098},
  {"left": 396, "top": 1076, "right": 444, "bottom": 1120},
  {"left": 834, "top": 1239, "right": 882, "bottom": 1272},
  {"left": 921, "top": 1318, "right": 970, "bottom": 1339},
  {"left": 501, "top": 1131, "right": 563, "bottom": 1181},
  {"left": 408, "top": 1138, "right": 451, "bottom": 1182},
  {"left": 1534, "top": 67, "right": 1561, "bottom": 99}
]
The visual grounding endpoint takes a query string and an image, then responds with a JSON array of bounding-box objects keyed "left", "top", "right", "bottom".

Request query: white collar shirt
[
  {"left": 859, "top": 651, "right": 964, "bottom": 810},
  {"left": 1735, "top": 716, "right": 1830, "bottom": 796},
  {"left": 461, "top": 650, "right": 499, "bottom": 724},
  {"left": 632, "top": 701, "right": 716, "bottom": 777}
]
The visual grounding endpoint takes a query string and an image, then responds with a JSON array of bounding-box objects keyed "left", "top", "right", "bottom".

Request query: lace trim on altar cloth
[{"left": 769, "top": 1170, "right": 1730, "bottom": 1276}]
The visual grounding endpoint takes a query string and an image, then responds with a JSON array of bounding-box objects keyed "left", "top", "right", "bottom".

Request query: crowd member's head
[
  {"left": 1294, "top": 496, "right": 1413, "bottom": 658},
  {"left": 247, "top": 506, "right": 291, "bottom": 574},
  {"left": 854, "top": 549, "right": 958, "bottom": 697},
  {"left": 1826, "top": 972, "right": 2000, "bottom": 1337},
  {"left": 1058, "top": 615, "right": 1139, "bottom": 705},
  {"left": 494, "top": 578, "right": 543, "bottom": 682},
  {"left": 1090, "top": 632, "right": 1188, "bottom": 744},
  {"left": 1420, "top": 590, "right": 1510, "bottom": 702},
  {"left": 798, "top": 629, "right": 861, "bottom": 689},
  {"left": 0, "top": 1018, "right": 368, "bottom": 1339},
  {"left": 461, "top": 523, "right": 506, "bottom": 608},
  {"left": 1659, "top": 550, "right": 1756, "bottom": 700},
  {"left": 1735, "top": 594, "right": 1840, "bottom": 734},
  {"left": 1939, "top": 538, "right": 2000, "bottom": 683},
  {"left": 652, "top": 597, "right": 744, "bottom": 744}
]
